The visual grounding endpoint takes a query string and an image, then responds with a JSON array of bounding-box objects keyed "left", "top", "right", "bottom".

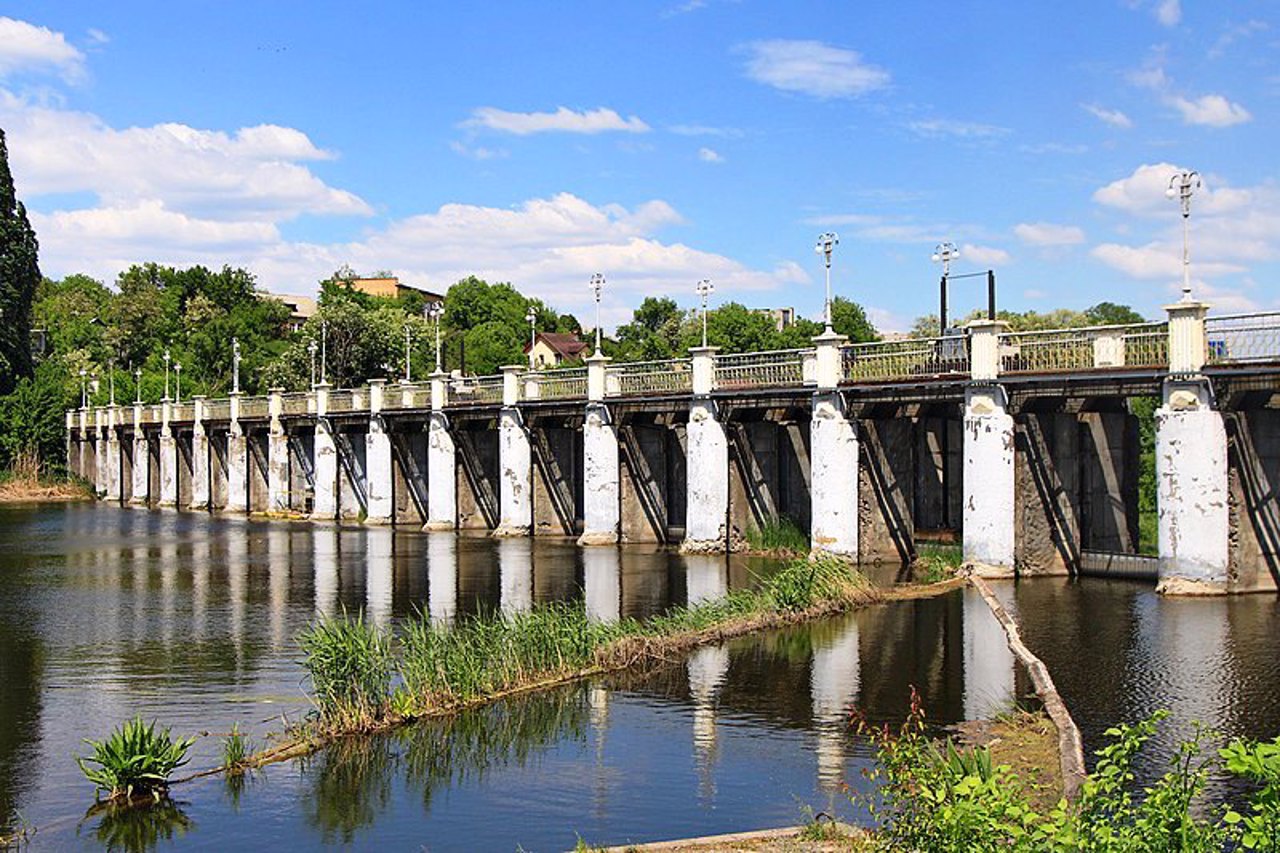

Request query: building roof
[{"left": 525, "top": 331, "right": 589, "bottom": 360}]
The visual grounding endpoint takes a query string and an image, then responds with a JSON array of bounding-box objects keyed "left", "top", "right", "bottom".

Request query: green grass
[
  {"left": 76, "top": 716, "right": 196, "bottom": 801},
  {"left": 298, "top": 610, "right": 394, "bottom": 730},
  {"left": 914, "top": 543, "right": 963, "bottom": 583},
  {"left": 744, "top": 515, "right": 810, "bottom": 554},
  {"left": 221, "top": 723, "right": 253, "bottom": 772}
]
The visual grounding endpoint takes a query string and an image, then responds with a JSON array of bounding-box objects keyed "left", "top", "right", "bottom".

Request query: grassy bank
[{"left": 0, "top": 469, "right": 90, "bottom": 503}]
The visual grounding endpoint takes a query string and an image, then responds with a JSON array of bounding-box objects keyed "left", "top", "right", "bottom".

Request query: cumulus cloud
[
  {"left": 906, "top": 118, "right": 1008, "bottom": 139},
  {"left": 740, "top": 39, "right": 889, "bottom": 99},
  {"left": 959, "top": 243, "right": 1010, "bottom": 266},
  {"left": 1167, "top": 93, "right": 1251, "bottom": 127},
  {"left": 1155, "top": 0, "right": 1181, "bottom": 26},
  {"left": 0, "top": 16, "right": 85, "bottom": 82},
  {"left": 1014, "top": 222, "right": 1085, "bottom": 246},
  {"left": 697, "top": 147, "right": 724, "bottom": 164},
  {"left": 463, "top": 106, "right": 650, "bottom": 135},
  {"left": 1081, "top": 103, "right": 1133, "bottom": 129}
]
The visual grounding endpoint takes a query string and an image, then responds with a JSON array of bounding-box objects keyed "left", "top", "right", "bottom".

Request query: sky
[{"left": 1, "top": 1, "right": 1278, "bottom": 332}]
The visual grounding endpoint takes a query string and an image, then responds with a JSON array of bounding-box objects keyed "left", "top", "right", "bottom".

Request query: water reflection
[
  {"left": 313, "top": 526, "right": 338, "bottom": 618},
  {"left": 687, "top": 644, "right": 728, "bottom": 800},
  {"left": 366, "top": 528, "right": 394, "bottom": 629},
  {"left": 80, "top": 798, "right": 192, "bottom": 853},
  {"left": 584, "top": 548, "right": 621, "bottom": 622},
  {"left": 962, "top": 585, "right": 1016, "bottom": 721},
  {"left": 811, "top": 615, "right": 860, "bottom": 791},
  {"left": 426, "top": 533, "right": 457, "bottom": 626},
  {"left": 498, "top": 538, "right": 533, "bottom": 615}
]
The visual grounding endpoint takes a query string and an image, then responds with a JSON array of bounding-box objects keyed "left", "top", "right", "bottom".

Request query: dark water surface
[{"left": 0, "top": 503, "right": 1277, "bottom": 850}]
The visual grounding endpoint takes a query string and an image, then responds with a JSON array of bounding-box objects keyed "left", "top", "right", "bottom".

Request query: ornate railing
[
  {"left": 448, "top": 374, "right": 505, "bottom": 406},
  {"left": 609, "top": 358, "right": 692, "bottom": 396},
  {"left": 842, "top": 336, "right": 969, "bottom": 382},
  {"left": 1207, "top": 311, "right": 1280, "bottom": 365},
  {"left": 531, "top": 367, "right": 588, "bottom": 401},
  {"left": 326, "top": 389, "right": 356, "bottom": 414},
  {"left": 1000, "top": 323, "right": 1167, "bottom": 373},
  {"left": 713, "top": 349, "right": 809, "bottom": 390}
]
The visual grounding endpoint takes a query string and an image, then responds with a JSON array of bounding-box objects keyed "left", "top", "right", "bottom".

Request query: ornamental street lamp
[
  {"left": 232, "top": 337, "right": 242, "bottom": 394},
  {"left": 931, "top": 242, "right": 960, "bottom": 332},
  {"left": 79, "top": 368, "right": 87, "bottom": 408},
  {"left": 174, "top": 363, "right": 182, "bottom": 404},
  {"left": 163, "top": 348, "right": 171, "bottom": 401},
  {"left": 134, "top": 367, "right": 142, "bottom": 404},
  {"left": 814, "top": 232, "right": 839, "bottom": 332},
  {"left": 307, "top": 339, "right": 318, "bottom": 389},
  {"left": 695, "top": 278, "right": 715, "bottom": 349},
  {"left": 589, "top": 273, "right": 605, "bottom": 355},
  {"left": 526, "top": 305, "right": 538, "bottom": 368},
  {"left": 426, "top": 301, "right": 445, "bottom": 372},
  {"left": 1166, "top": 169, "right": 1201, "bottom": 300}
]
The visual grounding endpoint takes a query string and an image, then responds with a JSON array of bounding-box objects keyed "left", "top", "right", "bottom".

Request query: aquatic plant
[
  {"left": 76, "top": 716, "right": 196, "bottom": 802},
  {"left": 221, "top": 723, "right": 253, "bottom": 772},
  {"left": 298, "top": 610, "right": 393, "bottom": 730},
  {"left": 85, "top": 796, "right": 192, "bottom": 851},
  {"left": 744, "top": 515, "right": 810, "bottom": 554},
  {"left": 913, "top": 542, "right": 962, "bottom": 584}
]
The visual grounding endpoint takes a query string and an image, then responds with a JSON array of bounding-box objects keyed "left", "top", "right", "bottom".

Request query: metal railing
[
  {"left": 1207, "top": 311, "right": 1280, "bottom": 365},
  {"left": 531, "top": 367, "right": 588, "bottom": 401},
  {"left": 448, "top": 374, "right": 505, "bottom": 406},
  {"left": 1000, "top": 322, "right": 1167, "bottom": 373},
  {"left": 842, "top": 336, "right": 970, "bottom": 382},
  {"left": 609, "top": 358, "right": 692, "bottom": 396},
  {"left": 713, "top": 349, "right": 808, "bottom": 390}
]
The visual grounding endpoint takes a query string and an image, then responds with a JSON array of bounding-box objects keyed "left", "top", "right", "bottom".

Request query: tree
[
  {"left": 1085, "top": 302, "right": 1147, "bottom": 326},
  {"left": 615, "top": 297, "right": 685, "bottom": 360},
  {"left": 830, "top": 297, "right": 878, "bottom": 343},
  {"left": 0, "top": 129, "right": 42, "bottom": 394}
]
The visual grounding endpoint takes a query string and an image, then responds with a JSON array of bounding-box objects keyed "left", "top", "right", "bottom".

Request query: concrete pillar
[
  {"left": 580, "top": 354, "right": 619, "bottom": 545},
  {"left": 191, "top": 397, "right": 210, "bottom": 510},
  {"left": 105, "top": 406, "right": 122, "bottom": 502},
  {"left": 312, "top": 383, "right": 337, "bottom": 520},
  {"left": 131, "top": 404, "right": 148, "bottom": 505},
  {"left": 494, "top": 365, "right": 532, "bottom": 537},
  {"left": 365, "top": 379, "right": 393, "bottom": 524},
  {"left": 158, "top": 400, "right": 177, "bottom": 507},
  {"left": 963, "top": 384, "right": 1016, "bottom": 576},
  {"left": 425, "top": 371, "right": 456, "bottom": 530},
  {"left": 809, "top": 331, "right": 856, "bottom": 557},
  {"left": 94, "top": 408, "right": 108, "bottom": 497},
  {"left": 682, "top": 347, "right": 729, "bottom": 553},
  {"left": 266, "top": 389, "right": 289, "bottom": 514},
  {"left": 226, "top": 392, "right": 248, "bottom": 513}
]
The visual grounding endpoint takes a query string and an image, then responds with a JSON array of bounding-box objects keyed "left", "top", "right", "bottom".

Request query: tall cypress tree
[{"left": 0, "top": 129, "right": 40, "bottom": 394}]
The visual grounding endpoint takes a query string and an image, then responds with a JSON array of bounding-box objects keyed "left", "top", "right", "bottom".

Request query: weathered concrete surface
[
  {"left": 1156, "top": 383, "right": 1229, "bottom": 595},
  {"left": 391, "top": 428, "right": 428, "bottom": 526},
  {"left": 365, "top": 416, "right": 393, "bottom": 524},
  {"left": 455, "top": 424, "right": 499, "bottom": 530},
  {"left": 94, "top": 429, "right": 107, "bottom": 497},
  {"left": 531, "top": 422, "right": 582, "bottom": 537},
  {"left": 105, "top": 423, "right": 122, "bottom": 502},
  {"left": 1080, "top": 412, "right": 1139, "bottom": 554},
  {"left": 426, "top": 413, "right": 457, "bottom": 530},
  {"left": 1013, "top": 412, "right": 1079, "bottom": 577},
  {"left": 681, "top": 399, "right": 729, "bottom": 553},
  {"left": 810, "top": 393, "right": 857, "bottom": 557},
  {"left": 619, "top": 422, "right": 685, "bottom": 545},
  {"left": 580, "top": 403, "right": 619, "bottom": 545},
  {"left": 119, "top": 435, "right": 135, "bottom": 503},
  {"left": 494, "top": 407, "right": 533, "bottom": 537},
  {"left": 859, "top": 418, "right": 915, "bottom": 564},
  {"left": 915, "top": 415, "right": 963, "bottom": 534},
  {"left": 176, "top": 432, "right": 194, "bottom": 509},
  {"left": 335, "top": 428, "right": 367, "bottom": 521},
  {"left": 209, "top": 432, "right": 228, "bottom": 509},
  {"left": 147, "top": 436, "right": 161, "bottom": 508},
  {"left": 191, "top": 428, "right": 210, "bottom": 510},
  {"left": 267, "top": 425, "right": 290, "bottom": 515},
  {"left": 1226, "top": 409, "right": 1280, "bottom": 593},
  {"left": 311, "top": 419, "right": 337, "bottom": 519},
  {"left": 728, "top": 417, "right": 811, "bottom": 550},
  {"left": 131, "top": 435, "right": 149, "bottom": 505},
  {"left": 963, "top": 386, "right": 1016, "bottom": 576},
  {"left": 226, "top": 428, "right": 249, "bottom": 513},
  {"left": 247, "top": 432, "right": 270, "bottom": 513},
  {"left": 158, "top": 432, "right": 177, "bottom": 507}
]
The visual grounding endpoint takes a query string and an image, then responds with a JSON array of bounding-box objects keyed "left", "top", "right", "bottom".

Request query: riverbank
[{"left": 0, "top": 473, "right": 90, "bottom": 503}]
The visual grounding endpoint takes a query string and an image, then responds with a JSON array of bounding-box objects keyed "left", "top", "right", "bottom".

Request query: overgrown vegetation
[
  {"left": 297, "top": 610, "right": 394, "bottom": 732},
  {"left": 856, "top": 693, "right": 1280, "bottom": 851},
  {"left": 221, "top": 724, "right": 253, "bottom": 773},
  {"left": 744, "top": 515, "right": 811, "bottom": 555},
  {"left": 914, "top": 543, "right": 963, "bottom": 584},
  {"left": 76, "top": 717, "right": 196, "bottom": 803}
]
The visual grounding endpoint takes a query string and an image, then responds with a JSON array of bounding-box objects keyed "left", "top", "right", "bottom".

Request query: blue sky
[{"left": 2, "top": 1, "right": 1277, "bottom": 330}]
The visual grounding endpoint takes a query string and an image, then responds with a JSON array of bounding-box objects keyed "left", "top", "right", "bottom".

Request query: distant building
[
  {"left": 261, "top": 292, "right": 318, "bottom": 332},
  {"left": 345, "top": 276, "right": 444, "bottom": 303},
  {"left": 753, "top": 307, "right": 795, "bottom": 331},
  {"left": 525, "top": 331, "right": 589, "bottom": 368}
]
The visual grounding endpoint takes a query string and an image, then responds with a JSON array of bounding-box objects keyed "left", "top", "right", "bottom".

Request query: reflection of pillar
[
  {"left": 682, "top": 350, "right": 729, "bottom": 553},
  {"left": 427, "top": 532, "right": 458, "bottom": 626},
  {"left": 688, "top": 644, "right": 730, "bottom": 801},
  {"left": 811, "top": 615, "right": 861, "bottom": 791},
  {"left": 314, "top": 525, "right": 339, "bottom": 617},
  {"left": 584, "top": 547, "right": 621, "bottom": 623},
  {"left": 227, "top": 522, "right": 248, "bottom": 657},
  {"left": 365, "top": 380, "right": 394, "bottom": 524},
  {"left": 962, "top": 585, "right": 1016, "bottom": 721},
  {"left": 425, "top": 374, "right": 457, "bottom": 530},
  {"left": 685, "top": 554, "right": 728, "bottom": 608},
  {"left": 192, "top": 532, "right": 209, "bottom": 641},
  {"left": 267, "top": 528, "right": 290, "bottom": 648},
  {"left": 159, "top": 541, "right": 178, "bottom": 648},
  {"left": 1136, "top": 590, "right": 1229, "bottom": 732},
  {"left": 366, "top": 526, "right": 394, "bottom": 629},
  {"left": 498, "top": 537, "right": 533, "bottom": 615}
]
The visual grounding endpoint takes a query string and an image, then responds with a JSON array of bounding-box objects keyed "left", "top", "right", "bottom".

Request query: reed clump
[
  {"left": 743, "top": 515, "right": 811, "bottom": 555},
  {"left": 298, "top": 610, "right": 394, "bottom": 732}
]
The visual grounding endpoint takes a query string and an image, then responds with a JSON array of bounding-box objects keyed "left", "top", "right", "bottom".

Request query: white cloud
[
  {"left": 449, "top": 141, "right": 508, "bottom": 161},
  {"left": 1014, "top": 222, "right": 1085, "bottom": 246},
  {"left": 668, "top": 124, "right": 742, "bottom": 138},
  {"left": 86, "top": 28, "right": 109, "bottom": 46},
  {"left": 906, "top": 118, "right": 1008, "bottom": 139},
  {"left": 740, "top": 39, "right": 889, "bottom": 99},
  {"left": 1155, "top": 0, "right": 1181, "bottom": 27},
  {"left": 463, "top": 106, "right": 650, "bottom": 135},
  {"left": 697, "top": 147, "right": 724, "bottom": 164},
  {"left": 1167, "top": 93, "right": 1251, "bottom": 127},
  {"left": 1081, "top": 103, "right": 1133, "bottom": 129},
  {"left": 0, "top": 17, "right": 85, "bottom": 82},
  {"left": 959, "top": 243, "right": 1010, "bottom": 266}
]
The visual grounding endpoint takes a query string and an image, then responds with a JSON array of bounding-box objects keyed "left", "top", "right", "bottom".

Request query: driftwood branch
[{"left": 969, "top": 575, "right": 1087, "bottom": 801}]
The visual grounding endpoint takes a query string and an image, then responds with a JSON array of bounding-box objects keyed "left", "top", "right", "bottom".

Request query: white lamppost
[
  {"left": 1166, "top": 169, "right": 1201, "bottom": 300},
  {"left": 307, "top": 339, "right": 318, "bottom": 389},
  {"left": 589, "top": 273, "right": 606, "bottom": 355},
  {"left": 403, "top": 322, "right": 413, "bottom": 382},
  {"left": 814, "top": 232, "right": 839, "bottom": 332},
  {"left": 163, "top": 348, "right": 171, "bottom": 401},
  {"left": 526, "top": 305, "right": 539, "bottom": 368},
  {"left": 108, "top": 359, "right": 116, "bottom": 406},
  {"left": 426, "top": 301, "right": 444, "bottom": 372},
  {"left": 174, "top": 362, "right": 182, "bottom": 404},
  {"left": 134, "top": 367, "right": 142, "bottom": 404},
  {"left": 696, "top": 278, "right": 715, "bottom": 348},
  {"left": 79, "top": 368, "right": 87, "bottom": 408},
  {"left": 232, "top": 337, "right": 241, "bottom": 394},
  {"left": 320, "top": 320, "right": 328, "bottom": 385},
  {"left": 932, "top": 241, "right": 960, "bottom": 332}
]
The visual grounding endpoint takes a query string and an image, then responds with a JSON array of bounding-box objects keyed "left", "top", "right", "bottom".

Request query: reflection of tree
[
  {"left": 0, "top": 622, "right": 42, "bottom": 836},
  {"left": 82, "top": 798, "right": 192, "bottom": 853},
  {"left": 400, "top": 686, "right": 589, "bottom": 811},
  {"left": 302, "top": 735, "right": 397, "bottom": 844}
]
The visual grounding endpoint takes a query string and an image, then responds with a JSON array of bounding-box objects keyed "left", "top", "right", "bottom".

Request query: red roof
[{"left": 525, "top": 331, "right": 588, "bottom": 359}]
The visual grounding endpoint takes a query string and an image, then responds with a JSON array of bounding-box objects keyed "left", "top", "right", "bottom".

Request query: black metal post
[
  {"left": 939, "top": 274, "right": 948, "bottom": 334},
  {"left": 987, "top": 270, "right": 996, "bottom": 320}
]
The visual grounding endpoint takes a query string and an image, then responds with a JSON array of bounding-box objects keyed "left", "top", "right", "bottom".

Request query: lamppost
[
  {"left": 526, "top": 305, "right": 538, "bottom": 368},
  {"left": 814, "top": 232, "right": 839, "bottom": 332},
  {"left": 307, "top": 339, "right": 318, "bottom": 389},
  {"left": 108, "top": 359, "right": 116, "bottom": 406},
  {"left": 1166, "top": 169, "right": 1201, "bottom": 300},
  {"left": 174, "top": 362, "right": 182, "bottom": 403},
  {"left": 403, "top": 322, "right": 413, "bottom": 382},
  {"left": 931, "top": 241, "right": 960, "bottom": 332},
  {"left": 232, "top": 337, "right": 241, "bottom": 394},
  {"left": 163, "top": 348, "right": 171, "bottom": 401},
  {"left": 589, "top": 273, "right": 605, "bottom": 355},
  {"left": 79, "top": 368, "right": 87, "bottom": 408},
  {"left": 320, "top": 321, "right": 328, "bottom": 385},
  {"left": 426, "top": 301, "right": 444, "bottom": 372},
  {"left": 134, "top": 367, "right": 142, "bottom": 404},
  {"left": 696, "top": 278, "right": 715, "bottom": 348}
]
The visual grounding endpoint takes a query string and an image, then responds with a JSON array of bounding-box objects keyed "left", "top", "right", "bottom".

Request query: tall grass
[
  {"left": 914, "top": 543, "right": 963, "bottom": 583},
  {"left": 744, "top": 515, "right": 810, "bottom": 554},
  {"left": 298, "top": 610, "right": 393, "bottom": 730}
]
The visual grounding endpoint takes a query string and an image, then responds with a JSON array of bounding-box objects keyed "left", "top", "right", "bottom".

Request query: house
[
  {"left": 346, "top": 276, "right": 444, "bottom": 303},
  {"left": 752, "top": 307, "right": 795, "bottom": 331},
  {"left": 261, "top": 292, "right": 318, "bottom": 332},
  {"left": 525, "top": 331, "right": 589, "bottom": 368}
]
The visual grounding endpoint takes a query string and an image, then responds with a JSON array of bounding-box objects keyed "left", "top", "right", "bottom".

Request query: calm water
[{"left": 0, "top": 503, "right": 1276, "bottom": 850}]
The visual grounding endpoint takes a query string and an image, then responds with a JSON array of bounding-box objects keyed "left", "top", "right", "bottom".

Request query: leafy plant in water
[
  {"left": 221, "top": 723, "right": 253, "bottom": 772},
  {"left": 299, "top": 609, "right": 393, "bottom": 729},
  {"left": 76, "top": 716, "right": 196, "bottom": 801}
]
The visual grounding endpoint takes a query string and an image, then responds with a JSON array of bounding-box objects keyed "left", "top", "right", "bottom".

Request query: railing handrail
[
  {"left": 998, "top": 321, "right": 1166, "bottom": 340},
  {"left": 1206, "top": 310, "right": 1280, "bottom": 323}
]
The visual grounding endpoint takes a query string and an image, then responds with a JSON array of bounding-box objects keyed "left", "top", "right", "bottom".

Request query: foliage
[
  {"left": 914, "top": 543, "right": 962, "bottom": 583},
  {"left": 913, "top": 301, "right": 1151, "bottom": 337},
  {"left": 1131, "top": 395, "right": 1159, "bottom": 555},
  {"left": 221, "top": 724, "right": 253, "bottom": 772},
  {"left": 0, "top": 359, "right": 74, "bottom": 474},
  {"left": 1221, "top": 736, "right": 1280, "bottom": 851},
  {"left": 744, "top": 515, "right": 811, "bottom": 554},
  {"left": 76, "top": 716, "right": 196, "bottom": 801},
  {"left": 0, "top": 129, "right": 41, "bottom": 394},
  {"left": 298, "top": 611, "right": 393, "bottom": 730}
]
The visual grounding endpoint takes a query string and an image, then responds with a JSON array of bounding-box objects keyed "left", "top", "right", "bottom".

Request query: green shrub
[
  {"left": 1222, "top": 735, "right": 1280, "bottom": 851},
  {"left": 745, "top": 515, "right": 810, "bottom": 554},
  {"left": 299, "top": 611, "right": 393, "bottom": 729},
  {"left": 76, "top": 716, "right": 196, "bottom": 801}
]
